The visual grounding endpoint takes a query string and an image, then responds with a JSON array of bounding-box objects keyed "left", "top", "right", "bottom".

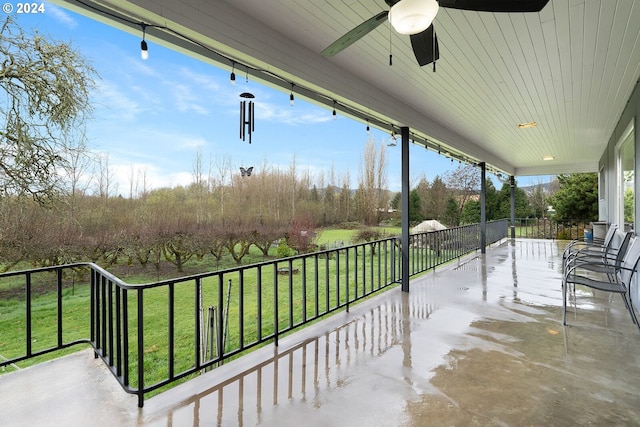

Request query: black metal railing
[
  {"left": 512, "top": 218, "right": 590, "bottom": 240},
  {"left": 0, "top": 219, "right": 507, "bottom": 407}
]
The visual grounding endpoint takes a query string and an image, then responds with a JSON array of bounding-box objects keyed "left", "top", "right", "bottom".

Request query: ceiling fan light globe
[{"left": 389, "top": 0, "right": 439, "bottom": 35}]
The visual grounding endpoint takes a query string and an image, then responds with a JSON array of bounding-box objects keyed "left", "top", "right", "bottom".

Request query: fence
[
  {"left": 512, "top": 218, "right": 590, "bottom": 240},
  {"left": 0, "top": 219, "right": 507, "bottom": 407}
]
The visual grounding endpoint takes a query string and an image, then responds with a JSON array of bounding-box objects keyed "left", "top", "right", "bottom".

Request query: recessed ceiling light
[
  {"left": 517, "top": 121, "right": 537, "bottom": 129},
  {"left": 543, "top": 155, "right": 554, "bottom": 161}
]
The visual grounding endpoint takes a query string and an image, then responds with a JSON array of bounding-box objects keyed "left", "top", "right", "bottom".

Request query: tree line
[{"left": 0, "top": 154, "right": 570, "bottom": 274}]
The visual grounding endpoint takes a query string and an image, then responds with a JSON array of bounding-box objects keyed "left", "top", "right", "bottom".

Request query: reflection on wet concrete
[
  {"left": 142, "top": 292, "right": 439, "bottom": 426},
  {"left": 3, "top": 239, "right": 640, "bottom": 426},
  {"left": 137, "top": 239, "right": 640, "bottom": 426}
]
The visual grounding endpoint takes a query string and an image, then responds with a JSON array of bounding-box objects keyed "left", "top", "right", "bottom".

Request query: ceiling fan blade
[
  {"left": 321, "top": 11, "right": 389, "bottom": 57},
  {"left": 410, "top": 25, "right": 439, "bottom": 66},
  {"left": 438, "top": 0, "right": 549, "bottom": 12}
]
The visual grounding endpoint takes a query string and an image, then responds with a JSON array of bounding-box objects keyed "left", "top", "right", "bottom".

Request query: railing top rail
[{"left": 0, "top": 262, "right": 101, "bottom": 279}]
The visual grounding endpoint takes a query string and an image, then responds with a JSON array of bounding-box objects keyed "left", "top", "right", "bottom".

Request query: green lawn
[
  {"left": 315, "top": 226, "right": 401, "bottom": 247},
  {"left": 315, "top": 228, "right": 356, "bottom": 246}
]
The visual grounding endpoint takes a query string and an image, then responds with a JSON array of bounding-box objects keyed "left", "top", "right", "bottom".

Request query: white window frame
[{"left": 615, "top": 120, "right": 635, "bottom": 230}]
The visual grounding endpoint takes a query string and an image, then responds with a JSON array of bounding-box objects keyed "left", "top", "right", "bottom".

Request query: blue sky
[{"left": 13, "top": 3, "right": 553, "bottom": 194}]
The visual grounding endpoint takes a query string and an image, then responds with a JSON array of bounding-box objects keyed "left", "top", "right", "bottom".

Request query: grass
[
  {"left": 315, "top": 228, "right": 356, "bottom": 246},
  {"left": 315, "top": 226, "right": 401, "bottom": 247},
  {"left": 0, "top": 279, "right": 93, "bottom": 372}
]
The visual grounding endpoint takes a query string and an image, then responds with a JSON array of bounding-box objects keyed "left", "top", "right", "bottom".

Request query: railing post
[
  {"left": 137, "top": 287, "right": 144, "bottom": 408},
  {"left": 90, "top": 270, "right": 96, "bottom": 358},
  {"left": 122, "top": 289, "right": 129, "bottom": 385},
  {"left": 57, "top": 269, "right": 63, "bottom": 348},
  {"left": 273, "top": 266, "right": 279, "bottom": 347},
  {"left": 510, "top": 175, "right": 516, "bottom": 240},
  {"left": 480, "top": 162, "right": 487, "bottom": 253},
  {"left": 195, "top": 278, "right": 201, "bottom": 370},
  {"left": 218, "top": 275, "right": 225, "bottom": 354},
  {"left": 25, "top": 272, "right": 32, "bottom": 357},
  {"left": 400, "top": 126, "right": 410, "bottom": 292},
  {"left": 168, "top": 283, "right": 175, "bottom": 380}
]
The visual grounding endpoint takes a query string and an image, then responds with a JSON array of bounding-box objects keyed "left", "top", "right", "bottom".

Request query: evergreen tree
[
  {"left": 548, "top": 173, "right": 598, "bottom": 221},
  {"left": 427, "top": 175, "right": 450, "bottom": 220},
  {"left": 443, "top": 197, "right": 460, "bottom": 227},
  {"left": 497, "top": 181, "right": 533, "bottom": 219},
  {"left": 460, "top": 199, "right": 480, "bottom": 224},
  {"left": 409, "top": 189, "right": 422, "bottom": 222}
]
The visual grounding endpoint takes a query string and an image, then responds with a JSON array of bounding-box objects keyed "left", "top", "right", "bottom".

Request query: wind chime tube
[
  {"left": 251, "top": 101, "right": 255, "bottom": 132},
  {"left": 240, "top": 100, "right": 245, "bottom": 140},
  {"left": 248, "top": 101, "right": 252, "bottom": 144}
]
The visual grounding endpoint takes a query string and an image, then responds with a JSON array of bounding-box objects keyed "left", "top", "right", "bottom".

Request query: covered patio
[
  {"left": 4, "top": 1, "right": 640, "bottom": 425},
  {"left": 2, "top": 239, "right": 640, "bottom": 426}
]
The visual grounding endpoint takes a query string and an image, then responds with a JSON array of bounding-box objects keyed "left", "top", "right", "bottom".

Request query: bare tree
[
  {"left": 63, "top": 131, "right": 94, "bottom": 198},
  {"left": 95, "top": 153, "right": 116, "bottom": 199},
  {"left": 339, "top": 170, "right": 352, "bottom": 222},
  {"left": 0, "top": 17, "right": 97, "bottom": 204},
  {"left": 211, "top": 154, "right": 232, "bottom": 218},
  {"left": 358, "top": 138, "right": 388, "bottom": 225},
  {"left": 445, "top": 164, "right": 480, "bottom": 219},
  {"left": 376, "top": 140, "right": 388, "bottom": 219},
  {"left": 192, "top": 148, "right": 208, "bottom": 223},
  {"left": 129, "top": 167, "right": 149, "bottom": 199},
  {"left": 288, "top": 155, "right": 298, "bottom": 217}
]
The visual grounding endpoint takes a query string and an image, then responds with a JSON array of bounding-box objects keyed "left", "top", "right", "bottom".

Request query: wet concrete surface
[{"left": 2, "top": 239, "right": 640, "bottom": 426}]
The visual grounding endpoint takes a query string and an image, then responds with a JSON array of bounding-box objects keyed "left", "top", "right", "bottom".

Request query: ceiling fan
[{"left": 321, "top": 0, "right": 550, "bottom": 67}]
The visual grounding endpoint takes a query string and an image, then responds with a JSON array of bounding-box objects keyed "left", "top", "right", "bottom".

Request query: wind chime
[{"left": 239, "top": 92, "right": 255, "bottom": 144}]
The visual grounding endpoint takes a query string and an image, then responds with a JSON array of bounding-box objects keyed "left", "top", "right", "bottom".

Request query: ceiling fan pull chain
[
  {"left": 389, "top": 21, "right": 393, "bottom": 66},
  {"left": 433, "top": 29, "right": 437, "bottom": 72}
]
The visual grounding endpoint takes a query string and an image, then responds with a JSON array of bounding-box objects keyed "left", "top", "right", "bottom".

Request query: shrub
[
  {"left": 354, "top": 228, "right": 382, "bottom": 243},
  {"left": 276, "top": 239, "right": 296, "bottom": 258}
]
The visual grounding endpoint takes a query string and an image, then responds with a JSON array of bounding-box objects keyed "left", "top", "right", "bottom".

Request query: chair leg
[
  {"left": 630, "top": 293, "right": 639, "bottom": 326},
  {"left": 562, "top": 279, "right": 567, "bottom": 325},
  {"left": 623, "top": 293, "right": 639, "bottom": 326}
]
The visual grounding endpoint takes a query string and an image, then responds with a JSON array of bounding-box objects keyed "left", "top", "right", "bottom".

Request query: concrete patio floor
[{"left": 2, "top": 239, "right": 640, "bottom": 426}]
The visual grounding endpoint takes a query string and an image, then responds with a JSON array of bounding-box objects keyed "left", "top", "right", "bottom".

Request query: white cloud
[
  {"left": 92, "top": 80, "right": 144, "bottom": 122},
  {"left": 256, "top": 101, "right": 333, "bottom": 126},
  {"left": 45, "top": 3, "right": 78, "bottom": 29},
  {"left": 134, "top": 128, "right": 209, "bottom": 151},
  {"left": 172, "top": 83, "right": 209, "bottom": 115},
  {"left": 88, "top": 126, "right": 210, "bottom": 174},
  {"left": 179, "top": 67, "right": 221, "bottom": 92},
  {"left": 109, "top": 162, "right": 194, "bottom": 196},
  {"left": 86, "top": 154, "right": 196, "bottom": 197},
  {"left": 126, "top": 56, "right": 163, "bottom": 78}
]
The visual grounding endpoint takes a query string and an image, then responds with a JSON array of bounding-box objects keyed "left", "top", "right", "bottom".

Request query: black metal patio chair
[
  {"left": 564, "top": 231, "right": 633, "bottom": 282},
  {"left": 562, "top": 234, "right": 640, "bottom": 331},
  {"left": 562, "top": 224, "right": 618, "bottom": 273}
]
